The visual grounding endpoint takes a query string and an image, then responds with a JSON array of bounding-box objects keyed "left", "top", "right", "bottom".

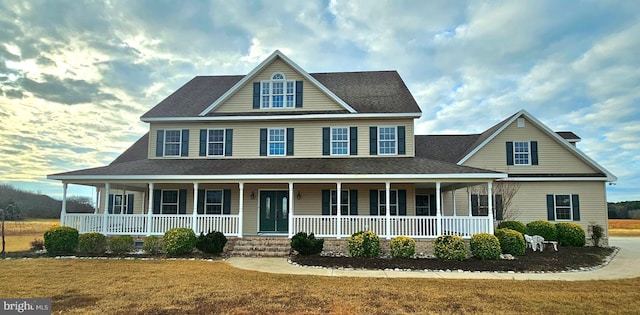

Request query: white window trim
[
  {"left": 205, "top": 189, "right": 223, "bottom": 214},
  {"left": 112, "top": 194, "right": 129, "bottom": 214},
  {"left": 160, "top": 189, "right": 179, "bottom": 214},
  {"left": 378, "top": 189, "right": 398, "bottom": 216},
  {"left": 207, "top": 129, "right": 225, "bottom": 156},
  {"left": 330, "top": 189, "right": 350, "bottom": 215},
  {"left": 163, "top": 129, "right": 182, "bottom": 157},
  {"left": 554, "top": 194, "right": 573, "bottom": 221},
  {"left": 267, "top": 128, "right": 287, "bottom": 156},
  {"left": 260, "top": 72, "right": 296, "bottom": 109},
  {"left": 377, "top": 126, "right": 398, "bottom": 156},
  {"left": 330, "top": 127, "right": 350, "bottom": 156},
  {"left": 513, "top": 141, "right": 531, "bottom": 166}
]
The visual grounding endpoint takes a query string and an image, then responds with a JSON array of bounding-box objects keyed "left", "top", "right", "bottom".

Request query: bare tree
[{"left": 471, "top": 180, "right": 521, "bottom": 221}]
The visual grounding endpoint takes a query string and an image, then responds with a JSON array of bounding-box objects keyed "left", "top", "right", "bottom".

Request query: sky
[{"left": 0, "top": 0, "right": 638, "bottom": 203}]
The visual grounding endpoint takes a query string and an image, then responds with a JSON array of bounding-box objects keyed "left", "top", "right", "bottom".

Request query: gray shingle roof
[
  {"left": 556, "top": 131, "right": 581, "bottom": 140},
  {"left": 415, "top": 135, "right": 480, "bottom": 163}
]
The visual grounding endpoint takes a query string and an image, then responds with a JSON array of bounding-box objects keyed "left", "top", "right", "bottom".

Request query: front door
[{"left": 259, "top": 191, "right": 289, "bottom": 233}]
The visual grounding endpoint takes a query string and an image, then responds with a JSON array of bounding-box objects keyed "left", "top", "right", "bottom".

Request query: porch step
[{"left": 226, "top": 237, "right": 291, "bottom": 257}]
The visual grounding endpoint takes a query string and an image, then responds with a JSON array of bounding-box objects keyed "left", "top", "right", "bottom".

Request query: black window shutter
[
  {"left": 178, "top": 189, "right": 187, "bottom": 214},
  {"left": 127, "top": 194, "right": 134, "bottom": 214},
  {"left": 286, "top": 128, "right": 294, "bottom": 156},
  {"left": 223, "top": 189, "right": 231, "bottom": 214},
  {"left": 398, "top": 126, "right": 406, "bottom": 155},
  {"left": 259, "top": 128, "right": 267, "bottom": 156},
  {"left": 199, "top": 129, "right": 207, "bottom": 156},
  {"left": 495, "top": 194, "right": 503, "bottom": 220},
  {"left": 253, "top": 82, "right": 260, "bottom": 109},
  {"left": 369, "top": 190, "right": 378, "bottom": 215},
  {"left": 369, "top": 127, "right": 378, "bottom": 155},
  {"left": 197, "top": 189, "right": 205, "bottom": 214},
  {"left": 506, "top": 142, "right": 514, "bottom": 165},
  {"left": 108, "top": 194, "right": 114, "bottom": 214},
  {"left": 547, "top": 195, "right": 555, "bottom": 220},
  {"left": 398, "top": 189, "right": 407, "bottom": 216},
  {"left": 349, "top": 190, "right": 358, "bottom": 215},
  {"left": 531, "top": 141, "right": 539, "bottom": 165},
  {"left": 295, "top": 81, "right": 303, "bottom": 108},
  {"left": 321, "top": 190, "right": 330, "bottom": 215},
  {"left": 181, "top": 130, "right": 189, "bottom": 157},
  {"left": 153, "top": 190, "right": 161, "bottom": 214},
  {"left": 322, "top": 127, "right": 330, "bottom": 156},
  {"left": 225, "top": 129, "right": 233, "bottom": 156},
  {"left": 429, "top": 194, "right": 436, "bottom": 216},
  {"left": 572, "top": 194, "right": 580, "bottom": 221},
  {"left": 471, "top": 195, "right": 479, "bottom": 216},
  {"left": 350, "top": 127, "right": 358, "bottom": 155},
  {"left": 156, "top": 130, "right": 164, "bottom": 157}
]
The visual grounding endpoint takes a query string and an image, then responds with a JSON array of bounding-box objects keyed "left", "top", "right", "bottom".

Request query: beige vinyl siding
[
  {"left": 149, "top": 118, "right": 415, "bottom": 159},
  {"left": 215, "top": 58, "right": 345, "bottom": 113},
  {"left": 463, "top": 117, "right": 599, "bottom": 174}
]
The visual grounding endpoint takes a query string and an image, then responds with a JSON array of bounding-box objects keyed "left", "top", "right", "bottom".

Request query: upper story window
[
  {"left": 514, "top": 141, "right": 530, "bottom": 165},
  {"left": 268, "top": 128, "right": 286, "bottom": 156},
  {"left": 208, "top": 129, "right": 225, "bottom": 156},
  {"left": 378, "top": 127, "right": 397, "bottom": 155},
  {"left": 331, "top": 127, "right": 349, "bottom": 155},
  {"left": 164, "top": 130, "right": 182, "bottom": 157},
  {"left": 261, "top": 72, "right": 295, "bottom": 109}
]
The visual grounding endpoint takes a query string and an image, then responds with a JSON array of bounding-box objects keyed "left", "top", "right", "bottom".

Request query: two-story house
[{"left": 48, "top": 50, "right": 615, "bottom": 247}]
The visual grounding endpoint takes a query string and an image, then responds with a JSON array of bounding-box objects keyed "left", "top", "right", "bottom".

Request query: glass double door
[{"left": 259, "top": 191, "right": 289, "bottom": 233}]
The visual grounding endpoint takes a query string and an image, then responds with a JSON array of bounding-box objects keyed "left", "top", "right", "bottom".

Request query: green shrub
[
  {"left": 291, "top": 232, "right": 324, "bottom": 256},
  {"left": 43, "top": 226, "right": 79, "bottom": 255},
  {"left": 348, "top": 230, "right": 380, "bottom": 258},
  {"left": 494, "top": 228, "right": 526, "bottom": 256},
  {"left": 497, "top": 220, "right": 527, "bottom": 234},
  {"left": 390, "top": 236, "right": 416, "bottom": 258},
  {"left": 526, "top": 220, "right": 557, "bottom": 241},
  {"left": 556, "top": 222, "right": 586, "bottom": 247},
  {"left": 142, "top": 235, "right": 162, "bottom": 255},
  {"left": 589, "top": 223, "right": 604, "bottom": 247},
  {"left": 78, "top": 232, "right": 107, "bottom": 255},
  {"left": 109, "top": 235, "right": 134, "bottom": 255},
  {"left": 195, "top": 231, "right": 228, "bottom": 254},
  {"left": 470, "top": 233, "right": 501, "bottom": 260},
  {"left": 433, "top": 235, "right": 466, "bottom": 261},
  {"left": 163, "top": 228, "right": 196, "bottom": 256}
]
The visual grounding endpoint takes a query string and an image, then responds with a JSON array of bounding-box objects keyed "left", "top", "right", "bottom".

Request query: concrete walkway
[{"left": 226, "top": 237, "right": 640, "bottom": 281}]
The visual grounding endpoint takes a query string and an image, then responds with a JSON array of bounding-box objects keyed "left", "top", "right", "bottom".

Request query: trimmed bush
[
  {"left": 163, "top": 228, "right": 196, "bottom": 256},
  {"left": 589, "top": 223, "right": 604, "bottom": 247},
  {"left": 433, "top": 235, "right": 466, "bottom": 261},
  {"left": 78, "top": 232, "right": 107, "bottom": 255},
  {"left": 142, "top": 235, "right": 162, "bottom": 255},
  {"left": 496, "top": 220, "right": 527, "bottom": 234},
  {"left": 43, "top": 226, "right": 79, "bottom": 255},
  {"left": 196, "top": 231, "right": 228, "bottom": 254},
  {"left": 470, "top": 233, "right": 501, "bottom": 260},
  {"left": 291, "top": 232, "right": 324, "bottom": 256},
  {"left": 390, "top": 236, "right": 416, "bottom": 258},
  {"left": 494, "top": 228, "right": 526, "bottom": 256},
  {"left": 348, "top": 230, "right": 380, "bottom": 258},
  {"left": 526, "top": 220, "right": 557, "bottom": 241},
  {"left": 556, "top": 222, "right": 586, "bottom": 247},
  {"left": 109, "top": 235, "right": 134, "bottom": 255}
]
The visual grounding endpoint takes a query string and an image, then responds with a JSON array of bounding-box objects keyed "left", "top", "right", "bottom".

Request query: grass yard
[
  {"left": 1, "top": 218, "right": 58, "bottom": 251},
  {"left": 0, "top": 259, "right": 638, "bottom": 315},
  {"left": 608, "top": 219, "right": 640, "bottom": 237}
]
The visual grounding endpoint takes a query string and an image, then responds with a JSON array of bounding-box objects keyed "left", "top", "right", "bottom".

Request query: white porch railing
[
  {"left": 196, "top": 215, "right": 240, "bottom": 236},
  {"left": 441, "top": 216, "right": 493, "bottom": 238},
  {"left": 62, "top": 214, "right": 103, "bottom": 233}
]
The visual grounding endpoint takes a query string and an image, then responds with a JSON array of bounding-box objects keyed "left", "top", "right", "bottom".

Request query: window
[
  {"left": 554, "top": 194, "right": 572, "bottom": 220},
  {"left": 268, "top": 128, "right": 286, "bottom": 156},
  {"left": 416, "top": 195, "right": 435, "bottom": 216},
  {"left": 205, "top": 190, "right": 223, "bottom": 214},
  {"left": 378, "top": 190, "right": 398, "bottom": 215},
  {"left": 164, "top": 130, "right": 182, "bottom": 157},
  {"left": 161, "top": 190, "right": 179, "bottom": 214},
  {"left": 331, "top": 190, "right": 350, "bottom": 215},
  {"left": 207, "top": 129, "right": 225, "bottom": 156},
  {"left": 378, "top": 127, "right": 397, "bottom": 155},
  {"left": 331, "top": 127, "right": 349, "bottom": 155},
  {"left": 471, "top": 194, "right": 503, "bottom": 218},
  {"left": 112, "top": 194, "right": 128, "bottom": 214},
  {"left": 261, "top": 73, "right": 295, "bottom": 109},
  {"left": 513, "top": 141, "right": 530, "bottom": 165}
]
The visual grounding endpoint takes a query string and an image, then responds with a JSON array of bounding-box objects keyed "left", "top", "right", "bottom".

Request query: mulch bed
[{"left": 291, "top": 246, "right": 616, "bottom": 272}]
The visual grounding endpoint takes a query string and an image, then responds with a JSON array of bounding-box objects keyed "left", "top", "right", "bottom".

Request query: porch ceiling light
[
  {"left": 250, "top": 191, "right": 255, "bottom": 199},
  {"left": 297, "top": 192, "right": 302, "bottom": 200}
]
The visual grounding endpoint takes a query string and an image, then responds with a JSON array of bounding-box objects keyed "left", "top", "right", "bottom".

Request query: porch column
[
  {"left": 122, "top": 188, "right": 127, "bottom": 217},
  {"left": 146, "top": 183, "right": 154, "bottom": 236},
  {"left": 60, "top": 182, "right": 68, "bottom": 226},
  {"left": 385, "top": 182, "right": 391, "bottom": 240},
  {"left": 436, "top": 182, "right": 442, "bottom": 236},
  {"left": 192, "top": 183, "right": 199, "bottom": 233},
  {"left": 94, "top": 186, "right": 99, "bottom": 214},
  {"left": 487, "top": 181, "right": 494, "bottom": 233},
  {"left": 467, "top": 186, "right": 472, "bottom": 216},
  {"left": 452, "top": 188, "right": 457, "bottom": 216},
  {"left": 336, "top": 182, "right": 342, "bottom": 239},
  {"left": 238, "top": 182, "right": 244, "bottom": 238},
  {"left": 103, "top": 183, "right": 110, "bottom": 235},
  {"left": 288, "top": 182, "right": 294, "bottom": 238}
]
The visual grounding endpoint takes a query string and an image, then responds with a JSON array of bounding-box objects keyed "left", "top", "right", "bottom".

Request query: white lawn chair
[{"left": 531, "top": 235, "right": 545, "bottom": 252}]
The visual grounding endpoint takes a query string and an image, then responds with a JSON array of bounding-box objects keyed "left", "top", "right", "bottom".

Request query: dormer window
[{"left": 260, "top": 72, "right": 296, "bottom": 109}]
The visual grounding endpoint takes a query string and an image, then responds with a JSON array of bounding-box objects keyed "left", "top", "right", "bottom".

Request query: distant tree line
[
  {"left": 0, "top": 184, "right": 94, "bottom": 220},
  {"left": 608, "top": 201, "right": 640, "bottom": 219}
]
